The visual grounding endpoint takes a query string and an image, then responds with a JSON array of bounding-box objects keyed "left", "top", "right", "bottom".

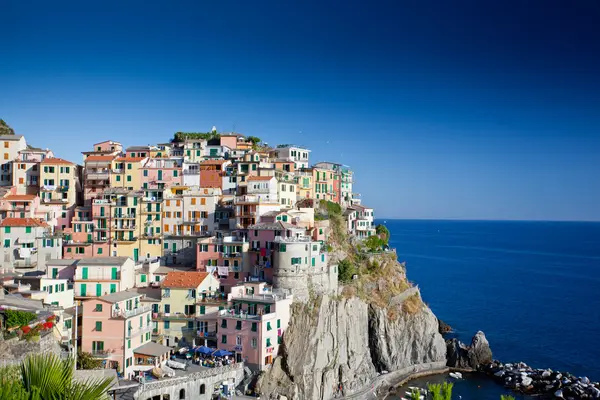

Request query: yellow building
[
  {"left": 312, "top": 167, "right": 338, "bottom": 203},
  {"left": 295, "top": 170, "right": 313, "bottom": 200},
  {"left": 155, "top": 271, "right": 221, "bottom": 347},
  {"left": 40, "top": 157, "right": 81, "bottom": 228},
  {"left": 111, "top": 156, "right": 146, "bottom": 190},
  {"left": 94, "top": 189, "right": 163, "bottom": 262}
]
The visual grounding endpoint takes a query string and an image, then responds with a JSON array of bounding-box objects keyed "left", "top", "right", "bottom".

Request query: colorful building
[
  {"left": 155, "top": 271, "right": 221, "bottom": 348},
  {"left": 217, "top": 282, "right": 293, "bottom": 369},
  {"left": 0, "top": 135, "right": 27, "bottom": 186},
  {"left": 196, "top": 234, "right": 250, "bottom": 291},
  {"left": 81, "top": 290, "right": 153, "bottom": 378},
  {"left": 39, "top": 157, "right": 81, "bottom": 229},
  {"left": 73, "top": 257, "right": 136, "bottom": 299},
  {"left": 12, "top": 147, "right": 54, "bottom": 195},
  {"left": 111, "top": 156, "right": 147, "bottom": 190}
]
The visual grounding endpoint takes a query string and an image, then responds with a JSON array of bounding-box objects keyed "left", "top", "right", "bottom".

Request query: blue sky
[{"left": 1, "top": 0, "right": 599, "bottom": 221}]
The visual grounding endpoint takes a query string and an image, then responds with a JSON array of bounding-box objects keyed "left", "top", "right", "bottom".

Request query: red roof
[
  {"left": 41, "top": 157, "right": 74, "bottom": 165},
  {"left": 85, "top": 155, "right": 115, "bottom": 162},
  {"left": 0, "top": 218, "right": 48, "bottom": 228},
  {"left": 115, "top": 157, "right": 146, "bottom": 162},
  {"left": 247, "top": 176, "right": 274, "bottom": 181},
  {"left": 201, "top": 159, "right": 228, "bottom": 165},
  {"left": 162, "top": 272, "right": 210, "bottom": 289},
  {"left": 4, "top": 195, "right": 36, "bottom": 201}
]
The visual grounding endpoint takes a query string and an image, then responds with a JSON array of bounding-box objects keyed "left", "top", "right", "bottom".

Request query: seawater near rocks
[{"left": 482, "top": 361, "right": 600, "bottom": 399}]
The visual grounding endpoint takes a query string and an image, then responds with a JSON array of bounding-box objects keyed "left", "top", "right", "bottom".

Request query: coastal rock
[
  {"left": 438, "top": 318, "right": 453, "bottom": 334},
  {"left": 257, "top": 290, "right": 446, "bottom": 400},
  {"left": 446, "top": 331, "right": 493, "bottom": 370},
  {"left": 257, "top": 295, "right": 377, "bottom": 400},
  {"left": 369, "top": 297, "right": 446, "bottom": 372}
]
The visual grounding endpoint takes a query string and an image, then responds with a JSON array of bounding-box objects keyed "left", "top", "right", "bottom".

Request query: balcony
[
  {"left": 196, "top": 294, "right": 227, "bottom": 305},
  {"left": 86, "top": 172, "right": 110, "bottom": 180},
  {"left": 183, "top": 169, "right": 200, "bottom": 175},
  {"left": 156, "top": 312, "right": 195, "bottom": 320},
  {"left": 93, "top": 199, "right": 115, "bottom": 206},
  {"left": 218, "top": 309, "right": 276, "bottom": 321},
  {"left": 58, "top": 186, "right": 70, "bottom": 192},
  {"left": 114, "top": 236, "right": 137, "bottom": 243},
  {"left": 112, "top": 225, "right": 136, "bottom": 231},
  {"left": 91, "top": 350, "right": 113, "bottom": 358},
  {"left": 232, "top": 289, "right": 291, "bottom": 303},
  {"left": 112, "top": 168, "right": 123, "bottom": 174},
  {"left": 182, "top": 218, "right": 201, "bottom": 225},
  {"left": 113, "top": 305, "right": 152, "bottom": 319},
  {"left": 113, "top": 214, "right": 136, "bottom": 219},
  {"left": 125, "top": 324, "right": 153, "bottom": 338},
  {"left": 41, "top": 185, "right": 57, "bottom": 191}
]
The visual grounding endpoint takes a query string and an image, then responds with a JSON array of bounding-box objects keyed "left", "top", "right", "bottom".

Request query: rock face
[
  {"left": 257, "top": 290, "right": 447, "bottom": 400},
  {"left": 438, "top": 319, "right": 452, "bottom": 334},
  {"left": 446, "top": 331, "right": 493, "bottom": 370},
  {"left": 369, "top": 304, "right": 446, "bottom": 372}
]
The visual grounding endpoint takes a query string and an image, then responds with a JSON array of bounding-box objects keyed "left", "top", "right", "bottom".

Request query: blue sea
[{"left": 380, "top": 219, "right": 600, "bottom": 399}]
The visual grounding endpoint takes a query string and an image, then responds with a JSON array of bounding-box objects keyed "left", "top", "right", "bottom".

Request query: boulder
[
  {"left": 438, "top": 319, "right": 452, "bottom": 334},
  {"left": 446, "top": 331, "right": 493, "bottom": 370}
]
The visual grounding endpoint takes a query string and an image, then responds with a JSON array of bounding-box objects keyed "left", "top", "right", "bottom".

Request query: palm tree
[{"left": 16, "top": 353, "right": 113, "bottom": 400}]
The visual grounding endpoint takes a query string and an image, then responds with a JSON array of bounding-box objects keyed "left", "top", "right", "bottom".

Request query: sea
[{"left": 379, "top": 219, "right": 600, "bottom": 400}]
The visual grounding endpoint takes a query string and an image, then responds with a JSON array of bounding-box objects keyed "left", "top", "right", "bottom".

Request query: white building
[
  {"left": 0, "top": 217, "right": 62, "bottom": 271},
  {"left": 73, "top": 257, "right": 136, "bottom": 298},
  {"left": 273, "top": 145, "right": 311, "bottom": 169},
  {"left": 0, "top": 135, "right": 27, "bottom": 186},
  {"left": 277, "top": 179, "right": 296, "bottom": 209}
]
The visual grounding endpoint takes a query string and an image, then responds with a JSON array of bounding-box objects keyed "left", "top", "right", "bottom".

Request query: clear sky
[{"left": 1, "top": 0, "right": 599, "bottom": 221}]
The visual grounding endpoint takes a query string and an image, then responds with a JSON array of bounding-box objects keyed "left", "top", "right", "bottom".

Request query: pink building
[
  {"left": 196, "top": 235, "right": 250, "bottom": 292},
  {"left": 216, "top": 282, "right": 293, "bottom": 370},
  {"left": 140, "top": 158, "right": 183, "bottom": 188},
  {"left": 81, "top": 290, "right": 157, "bottom": 379},
  {"left": 246, "top": 221, "right": 295, "bottom": 283}
]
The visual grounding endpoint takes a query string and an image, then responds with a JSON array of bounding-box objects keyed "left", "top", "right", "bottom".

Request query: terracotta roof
[
  {"left": 200, "top": 159, "right": 228, "bottom": 165},
  {"left": 85, "top": 155, "right": 115, "bottom": 162},
  {"left": 162, "top": 272, "right": 209, "bottom": 289},
  {"left": 0, "top": 218, "right": 48, "bottom": 228},
  {"left": 115, "top": 157, "right": 146, "bottom": 162},
  {"left": 4, "top": 195, "right": 36, "bottom": 201},
  {"left": 247, "top": 176, "right": 275, "bottom": 181},
  {"left": 41, "top": 157, "right": 74, "bottom": 165}
]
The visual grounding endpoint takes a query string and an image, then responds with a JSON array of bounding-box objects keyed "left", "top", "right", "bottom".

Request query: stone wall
[
  {"left": 273, "top": 263, "right": 338, "bottom": 302},
  {"left": 133, "top": 363, "right": 244, "bottom": 400},
  {"left": 0, "top": 331, "right": 62, "bottom": 367}
]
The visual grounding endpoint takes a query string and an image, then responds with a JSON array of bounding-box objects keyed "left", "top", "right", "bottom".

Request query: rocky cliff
[{"left": 257, "top": 288, "right": 446, "bottom": 400}]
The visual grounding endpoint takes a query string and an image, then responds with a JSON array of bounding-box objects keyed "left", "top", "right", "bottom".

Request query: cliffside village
[{"left": 0, "top": 131, "right": 377, "bottom": 397}]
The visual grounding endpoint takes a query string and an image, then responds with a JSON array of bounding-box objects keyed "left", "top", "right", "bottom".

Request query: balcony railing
[
  {"left": 41, "top": 185, "right": 57, "bottom": 191},
  {"left": 92, "top": 199, "right": 115, "bottom": 205},
  {"left": 86, "top": 172, "right": 110, "bottom": 180},
  {"left": 156, "top": 312, "right": 195, "bottom": 320},
  {"left": 183, "top": 169, "right": 200, "bottom": 175},
  {"left": 113, "top": 305, "right": 151, "bottom": 319},
  {"left": 125, "top": 324, "right": 153, "bottom": 338},
  {"left": 91, "top": 349, "right": 113, "bottom": 358},
  {"left": 218, "top": 309, "right": 276, "bottom": 321}
]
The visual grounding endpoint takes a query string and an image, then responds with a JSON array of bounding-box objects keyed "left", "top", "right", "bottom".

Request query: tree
[
  {"left": 246, "top": 136, "right": 261, "bottom": 144},
  {"left": 375, "top": 224, "right": 390, "bottom": 245},
  {"left": 337, "top": 259, "right": 357, "bottom": 282},
  {"left": 364, "top": 235, "right": 385, "bottom": 252},
  {"left": 0, "top": 120, "right": 15, "bottom": 136},
  {"left": 76, "top": 351, "right": 104, "bottom": 370}
]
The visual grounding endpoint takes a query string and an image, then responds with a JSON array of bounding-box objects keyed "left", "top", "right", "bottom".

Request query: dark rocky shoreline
[{"left": 446, "top": 331, "right": 600, "bottom": 399}]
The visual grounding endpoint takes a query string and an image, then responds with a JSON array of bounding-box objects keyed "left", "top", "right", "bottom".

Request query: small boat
[
  {"left": 167, "top": 359, "right": 187, "bottom": 370},
  {"left": 449, "top": 372, "right": 463, "bottom": 379}
]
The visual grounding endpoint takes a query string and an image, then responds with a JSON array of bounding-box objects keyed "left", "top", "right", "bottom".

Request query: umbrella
[
  {"left": 196, "top": 346, "right": 214, "bottom": 355},
  {"left": 212, "top": 349, "right": 233, "bottom": 357}
]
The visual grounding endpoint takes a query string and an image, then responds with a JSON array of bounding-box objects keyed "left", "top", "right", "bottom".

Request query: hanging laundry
[{"left": 260, "top": 248, "right": 266, "bottom": 257}]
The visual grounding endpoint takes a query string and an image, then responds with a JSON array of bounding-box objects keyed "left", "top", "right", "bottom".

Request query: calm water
[{"left": 380, "top": 219, "right": 600, "bottom": 399}]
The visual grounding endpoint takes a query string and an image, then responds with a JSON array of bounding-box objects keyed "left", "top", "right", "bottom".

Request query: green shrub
[
  {"left": 441, "top": 382, "right": 453, "bottom": 400},
  {"left": 375, "top": 224, "right": 390, "bottom": 245},
  {"left": 364, "top": 235, "right": 385, "bottom": 252},
  {"left": 500, "top": 396, "right": 516, "bottom": 400},
  {"left": 427, "top": 383, "right": 443, "bottom": 400},
  {"left": 4, "top": 310, "right": 36, "bottom": 329},
  {"left": 337, "top": 259, "right": 357, "bottom": 282}
]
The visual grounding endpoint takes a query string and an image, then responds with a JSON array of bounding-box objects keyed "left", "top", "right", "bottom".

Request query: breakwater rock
[
  {"left": 446, "top": 331, "right": 493, "bottom": 370},
  {"left": 482, "top": 361, "right": 600, "bottom": 399}
]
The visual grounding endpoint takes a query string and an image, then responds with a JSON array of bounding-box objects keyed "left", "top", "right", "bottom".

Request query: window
[
  {"left": 251, "top": 322, "right": 257, "bottom": 332},
  {"left": 251, "top": 337, "right": 257, "bottom": 348},
  {"left": 277, "top": 319, "right": 281, "bottom": 328},
  {"left": 266, "top": 338, "right": 272, "bottom": 347},
  {"left": 200, "top": 198, "right": 205, "bottom": 205},
  {"left": 199, "top": 305, "right": 205, "bottom": 315},
  {"left": 4, "top": 227, "right": 10, "bottom": 233},
  {"left": 164, "top": 304, "right": 170, "bottom": 313},
  {"left": 279, "top": 244, "right": 286, "bottom": 252},
  {"left": 110, "top": 284, "right": 116, "bottom": 293},
  {"left": 127, "top": 175, "right": 131, "bottom": 182},
  {"left": 127, "top": 163, "right": 132, "bottom": 170},
  {"left": 191, "top": 198, "right": 196, "bottom": 205},
  {"left": 236, "top": 336, "right": 242, "bottom": 346},
  {"left": 116, "top": 175, "right": 121, "bottom": 182},
  {"left": 127, "top": 339, "right": 131, "bottom": 349},
  {"left": 221, "top": 319, "right": 227, "bottom": 329},
  {"left": 200, "top": 384, "right": 206, "bottom": 395},
  {"left": 98, "top": 248, "right": 103, "bottom": 255},
  {"left": 164, "top": 321, "right": 170, "bottom": 329},
  {"left": 25, "top": 227, "right": 31, "bottom": 234},
  {"left": 236, "top": 321, "right": 242, "bottom": 330},
  {"left": 65, "top": 319, "right": 72, "bottom": 329},
  {"left": 267, "top": 322, "right": 272, "bottom": 331},
  {"left": 95, "top": 304, "right": 103, "bottom": 312},
  {"left": 221, "top": 335, "right": 227, "bottom": 344},
  {"left": 3, "top": 239, "right": 9, "bottom": 248},
  {"left": 179, "top": 389, "right": 186, "bottom": 399},
  {"left": 141, "top": 274, "right": 146, "bottom": 283},
  {"left": 95, "top": 322, "right": 102, "bottom": 332}
]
